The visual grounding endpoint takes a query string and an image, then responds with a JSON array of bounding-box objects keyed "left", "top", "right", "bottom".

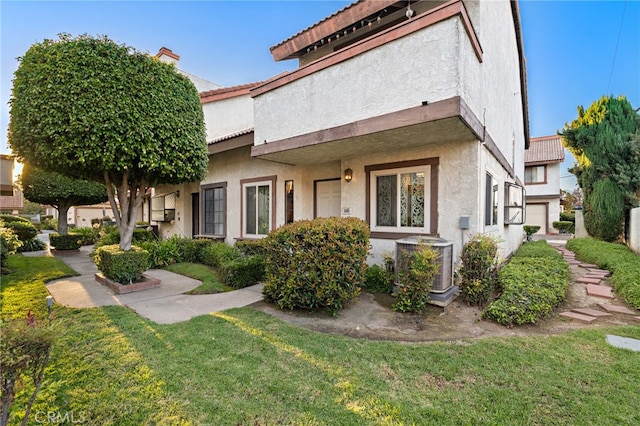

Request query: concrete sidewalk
[{"left": 45, "top": 245, "right": 263, "bottom": 324}]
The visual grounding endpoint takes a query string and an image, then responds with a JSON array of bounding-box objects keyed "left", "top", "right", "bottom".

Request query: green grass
[
  {"left": 566, "top": 237, "right": 640, "bottom": 309},
  {"left": 164, "top": 262, "right": 232, "bottom": 294},
  {"left": 2, "top": 253, "right": 640, "bottom": 425}
]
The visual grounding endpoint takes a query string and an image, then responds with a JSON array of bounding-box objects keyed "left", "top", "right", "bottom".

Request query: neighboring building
[
  {"left": 157, "top": 0, "right": 530, "bottom": 288},
  {"left": 524, "top": 135, "right": 564, "bottom": 234},
  {"left": 0, "top": 154, "right": 23, "bottom": 213}
]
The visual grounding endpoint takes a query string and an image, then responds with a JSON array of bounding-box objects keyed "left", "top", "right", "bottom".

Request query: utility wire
[{"left": 606, "top": 0, "right": 627, "bottom": 93}]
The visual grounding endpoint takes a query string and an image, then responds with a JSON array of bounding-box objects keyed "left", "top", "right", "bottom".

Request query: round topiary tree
[
  {"left": 8, "top": 34, "right": 208, "bottom": 250},
  {"left": 19, "top": 165, "right": 108, "bottom": 236}
]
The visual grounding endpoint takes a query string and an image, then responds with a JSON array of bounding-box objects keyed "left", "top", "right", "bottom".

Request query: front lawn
[
  {"left": 2, "top": 254, "right": 640, "bottom": 425},
  {"left": 164, "top": 262, "right": 232, "bottom": 294}
]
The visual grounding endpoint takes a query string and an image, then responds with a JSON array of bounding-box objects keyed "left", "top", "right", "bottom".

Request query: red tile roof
[
  {"left": 208, "top": 128, "right": 254, "bottom": 145},
  {"left": 200, "top": 82, "right": 264, "bottom": 104},
  {"left": 525, "top": 135, "right": 565, "bottom": 165}
]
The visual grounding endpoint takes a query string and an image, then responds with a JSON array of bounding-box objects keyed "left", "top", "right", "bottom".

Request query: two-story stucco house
[
  {"left": 524, "top": 135, "right": 565, "bottom": 234},
  {"left": 156, "top": 0, "right": 530, "bottom": 293}
]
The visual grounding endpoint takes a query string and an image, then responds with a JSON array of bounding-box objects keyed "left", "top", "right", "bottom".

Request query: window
[
  {"left": 485, "top": 173, "right": 498, "bottom": 227},
  {"left": 201, "top": 182, "right": 226, "bottom": 236},
  {"left": 241, "top": 176, "right": 276, "bottom": 238},
  {"left": 525, "top": 165, "right": 546, "bottom": 184},
  {"left": 504, "top": 182, "right": 525, "bottom": 225},
  {"left": 370, "top": 165, "right": 430, "bottom": 233},
  {"left": 151, "top": 192, "right": 176, "bottom": 222}
]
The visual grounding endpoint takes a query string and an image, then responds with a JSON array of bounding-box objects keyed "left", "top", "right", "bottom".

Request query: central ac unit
[{"left": 395, "top": 236, "right": 453, "bottom": 293}]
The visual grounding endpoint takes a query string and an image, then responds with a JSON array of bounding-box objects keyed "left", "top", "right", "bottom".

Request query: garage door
[{"left": 526, "top": 204, "right": 547, "bottom": 234}]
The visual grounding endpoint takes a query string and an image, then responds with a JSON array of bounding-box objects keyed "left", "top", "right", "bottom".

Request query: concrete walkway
[{"left": 44, "top": 245, "right": 263, "bottom": 324}]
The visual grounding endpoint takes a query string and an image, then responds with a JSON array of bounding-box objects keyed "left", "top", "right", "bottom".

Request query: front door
[{"left": 315, "top": 179, "right": 341, "bottom": 218}]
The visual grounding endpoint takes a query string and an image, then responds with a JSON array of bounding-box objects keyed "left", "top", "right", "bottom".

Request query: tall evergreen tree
[{"left": 560, "top": 95, "right": 640, "bottom": 241}]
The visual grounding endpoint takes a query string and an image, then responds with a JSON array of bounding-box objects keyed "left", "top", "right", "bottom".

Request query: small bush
[
  {"left": 483, "top": 241, "right": 569, "bottom": 326},
  {"left": 3, "top": 221, "right": 38, "bottom": 242},
  {"left": 523, "top": 225, "right": 541, "bottom": 241},
  {"left": 262, "top": 217, "right": 369, "bottom": 316},
  {"left": 49, "top": 234, "right": 81, "bottom": 250},
  {"left": 559, "top": 212, "right": 575, "bottom": 223},
  {"left": 235, "top": 239, "right": 267, "bottom": 257},
  {"left": 1, "top": 227, "right": 21, "bottom": 269},
  {"left": 17, "top": 238, "right": 46, "bottom": 253},
  {"left": 71, "top": 226, "right": 100, "bottom": 245},
  {"left": 95, "top": 226, "right": 156, "bottom": 249},
  {"left": 458, "top": 235, "right": 498, "bottom": 306},
  {"left": 140, "top": 236, "right": 206, "bottom": 268},
  {"left": 94, "top": 244, "right": 150, "bottom": 284},
  {"left": 0, "top": 214, "right": 30, "bottom": 224},
  {"left": 566, "top": 238, "right": 640, "bottom": 309},
  {"left": 363, "top": 264, "right": 393, "bottom": 294},
  {"left": 393, "top": 245, "right": 439, "bottom": 313},
  {"left": 220, "top": 255, "right": 265, "bottom": 288},
  {"left": 41, "top": 218, "right": 57, "bottom": 231},
  {"left": 552, "top": 221, "right": 574, "bottom": 234},
  {"left": 200, "top": 242, "right": 241, "bottom": 269}
]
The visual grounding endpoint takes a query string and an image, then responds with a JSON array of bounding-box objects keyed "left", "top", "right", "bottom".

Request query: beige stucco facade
[{"left": 159, "top": 0, "right": 528, "bottom": 267}]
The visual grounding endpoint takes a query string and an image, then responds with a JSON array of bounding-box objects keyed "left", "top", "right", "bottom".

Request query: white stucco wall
[
  {"left": 203, "top": 94, "right": 254, "bottom": 141},
  {"left": 254, "top": 17, "right": 477, "bottom": 145},
  {"left": 627, "top": 207, "right": 640, "bottom": 254}
]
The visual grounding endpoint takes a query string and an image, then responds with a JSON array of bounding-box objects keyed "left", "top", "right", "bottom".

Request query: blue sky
[{"left": 1, "top": 1, "right": 639, "bottom": 191}]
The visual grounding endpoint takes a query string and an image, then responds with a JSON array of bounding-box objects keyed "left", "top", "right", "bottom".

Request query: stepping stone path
[{"left": 549, "top": 243, "right": 639, "bottom": 324}]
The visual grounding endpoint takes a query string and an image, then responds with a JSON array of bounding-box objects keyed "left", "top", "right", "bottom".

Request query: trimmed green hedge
[
  {"left": 220, "top": 255, "right": 265, "bottom": 289},
  {"left": 262, "top": 217, "right": 369, "bottom": 315},
  {"left": 483, "top": 241, "right": 569, "bottom": 326},
  {"left": 50, "top": 234, "right": 81, "bottom": 250},
  {"left": 566, "top": 238, "right": 640, "bottom": 309},
  {"left": 3, "top": 221, "right": 38, "bottom": 242},
  {"left": 94, "top": 244, "right": 150, "bottom": 284}
]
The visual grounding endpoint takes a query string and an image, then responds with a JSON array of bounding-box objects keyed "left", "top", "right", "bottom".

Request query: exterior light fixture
[{"left": 344, "top": 168, "right": 353, "bottom": 182}]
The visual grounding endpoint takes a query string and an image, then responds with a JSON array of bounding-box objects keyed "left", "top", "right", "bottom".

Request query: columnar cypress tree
[{"left": 560, "top": 96, "right": 640, "bottom": 242}]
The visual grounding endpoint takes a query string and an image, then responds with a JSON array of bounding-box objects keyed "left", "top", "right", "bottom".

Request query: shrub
[
  {"left": 262, "top": 217, "right": 369, "bottom": 316},
  {"left": 523, "top": 225, "right": 541, "bottom": 241},
  {"left": 139, "top": 236, "right": 206, "bottom": 268},
  {"left": 0, "top": 214, "right": 30, "bottom": 224},
  {"left": 94, "top": 244, "right": 150, "bottom": 284},
  {"left": 41, "top": 218, "right": 57, "bottom": 231},
  {"left": 200, "top": 242, "right": 241, "bottom": 269},
  {"left": 1, "top": 228, "right": 21, "bottom": 269},
  {"left": 235, "top": 239, "right": 267, "bottom": 257},
  {"left": 70, "top": 226, "right": 100, "bottom": 245},
  {"left": 95, "top": 226, "right": 156, "bottom": 249},
  {"left": 514, "top": 240, "right": 562, "bottom": 259},
  {"left": 3, "top": 221, "right": 38, "bottom": 242},
  {"left": 220, "top": 255, "right": 265, "bottom": 288},
  {"left": 393, "top": 244, "right": 439, "bottom": 313},
  {"left": 363, "top": 264, "right": 393, "bottom": 294},
  {"left": 483, "top": 241, "right": 569, "bottom": 326},
  {"left": 566, "top": 238, "right": 640, "bottom": 309},
  {"left": 584, "top": 177, "right": 624, "bottom": 242},
  {"left": 17, "top": 238, "right": 46, "bottom": 253},
  {"left": 0, "top": 314, "right": 57, "bottom": 426},
  {"left": 552, "top": 221, "right": 574, "bottom": 234},
  {"left": 49, "top": 233, "right": 81, "bottom": 250},
  {"left": 458, "top": 235, "right": 498, "bottom": 306},
  {"left": 559, "top": 212, "right": 575, "bottom": 223}
]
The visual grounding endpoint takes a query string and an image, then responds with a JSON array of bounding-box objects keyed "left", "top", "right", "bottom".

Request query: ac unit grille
[{"left": 395, "top": 237, "right": 453, "bottom": 293}]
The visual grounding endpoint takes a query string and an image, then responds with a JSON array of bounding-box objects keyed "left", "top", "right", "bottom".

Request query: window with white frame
[
  {"left": 242, "top": 178, "right": 274, "bottom": 238},
  {"left": 504, "top": 182, "right": 525, "bottom": 225},
  {"left": 525, "top": 165, "right": 546, "bottom": 184},
  {"left": 202, "top": 182, "right": 226, "bottom": 236},
  {"left": 485, "top": 173, "right": 498, "bottom": 227},
  {"left": 370, "top": 165, "right": 430, "bottom": 233}
]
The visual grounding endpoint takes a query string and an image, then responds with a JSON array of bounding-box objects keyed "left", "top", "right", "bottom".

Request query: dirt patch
[{"left": 252, "top": 261, "right": 639, "bottom": 342}]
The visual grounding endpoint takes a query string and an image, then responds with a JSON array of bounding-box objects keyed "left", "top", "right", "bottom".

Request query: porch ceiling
[{"left": 251, "top": 96, "right": 482, "bottom": 165}]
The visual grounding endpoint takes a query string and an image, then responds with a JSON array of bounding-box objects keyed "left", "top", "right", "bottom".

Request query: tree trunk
[
  {"left": 103, "top": 171, "right": 147, "bottom": 251},
  {"left": 57, "top": 204, "right": 70, "bottom": 236}
]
